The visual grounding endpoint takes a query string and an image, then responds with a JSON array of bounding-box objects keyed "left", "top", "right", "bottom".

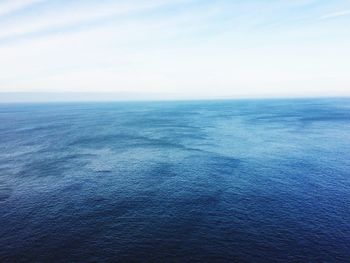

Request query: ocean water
[{"left": 0, "top": 99, "right": 350, "bottom": 262}]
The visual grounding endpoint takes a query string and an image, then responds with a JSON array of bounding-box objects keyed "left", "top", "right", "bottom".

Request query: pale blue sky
[{"left": 0, "top": 0, "right": 349, "bottom": 98}]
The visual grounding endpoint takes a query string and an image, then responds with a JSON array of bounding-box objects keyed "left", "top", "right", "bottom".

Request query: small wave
[{"left": 0, "top": 185, "right": 13, "bottom": 202}]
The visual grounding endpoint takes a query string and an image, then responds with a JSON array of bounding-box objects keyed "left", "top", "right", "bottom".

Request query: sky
[{"left": 0, "top": 0, "right": 349, "bottom": 100}]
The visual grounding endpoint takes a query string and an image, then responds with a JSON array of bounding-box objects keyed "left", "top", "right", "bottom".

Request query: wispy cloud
[
  {"left": 320, "top": 9, "right": 350, "bottom": 20},
  {"left": 0, "top": 0, "right": 188, "bottom": 41},
  {"left": 0, "top": 0, "right": 349, "bottom": 97},
  {"left": 0, "top": 0, "right": 44, "bottom": 17}
]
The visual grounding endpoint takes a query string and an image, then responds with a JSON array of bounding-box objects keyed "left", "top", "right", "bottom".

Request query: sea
[{"left": 0, "top": 98, "right": 350, "bottom": 262}]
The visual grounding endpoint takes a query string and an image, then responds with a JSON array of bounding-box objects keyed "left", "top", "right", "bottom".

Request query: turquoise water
[{"left": 0, "top": 99, "right": 350, "bottom": 262}]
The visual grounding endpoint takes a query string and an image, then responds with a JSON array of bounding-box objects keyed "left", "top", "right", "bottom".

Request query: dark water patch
[
  {"left": 243, "top": 102, "right": 350, "bottom": 128},
  {"left": 182, "top": 152, "right": 241, "bottom": 176},
  {"left": 70, "top": 133, "right": 161, "bottom": 147},
  {"left": 95, "top": 169, "right": 113, "bottom": 174},
  {"left": 69, "top": 133, "right": 205, "bottom": 154},
  {"left": 18, "top": 153, "right": 88, "bottom": 179},
  {"left": 14, "top": 123, "right": 68, "bottom": 133},
  {"left": 301, "top": 113, "right": 350, "bottom": 122},
  {"left": 0, "top": 185, "right": 12, "bottom": 203},
  {"left": 70, "top": 134, "right": 139, "bottom": 146},
  {"left": 123, "top": 116, "right": 200, "bottom": 129}
]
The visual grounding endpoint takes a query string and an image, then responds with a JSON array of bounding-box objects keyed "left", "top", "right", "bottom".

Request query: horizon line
[{"left": 0, "top": 91, "right": 349, "bottom": 104}]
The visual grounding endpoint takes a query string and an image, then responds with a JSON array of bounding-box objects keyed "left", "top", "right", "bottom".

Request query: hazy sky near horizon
[{"left": 0, "top": 0, "right": 349, "bottom": 98}]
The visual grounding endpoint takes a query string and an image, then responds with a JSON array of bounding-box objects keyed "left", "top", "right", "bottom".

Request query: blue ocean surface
[{"left": 0, "top": 99, "right": 350, "bottom": 262}]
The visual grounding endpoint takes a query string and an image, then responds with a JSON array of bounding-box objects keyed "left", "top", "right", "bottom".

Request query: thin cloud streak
[
  {"left": 0, "top": 0, "right": 44, "bottom": 17},
  {"left": 320, "top": 9, "right": 350, "bottom": 20},
  {"left": 0, "top": 0, "right": 197, "bottom": 41}
]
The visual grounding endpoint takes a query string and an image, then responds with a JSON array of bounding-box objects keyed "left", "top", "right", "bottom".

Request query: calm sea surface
[{"left": 0, "top": 99, "right": 350, "bottom": 262}]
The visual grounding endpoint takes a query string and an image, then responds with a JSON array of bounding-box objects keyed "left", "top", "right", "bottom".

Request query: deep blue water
[{"left": 1, "top": 99, "right": 350, "bottom": 262}]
